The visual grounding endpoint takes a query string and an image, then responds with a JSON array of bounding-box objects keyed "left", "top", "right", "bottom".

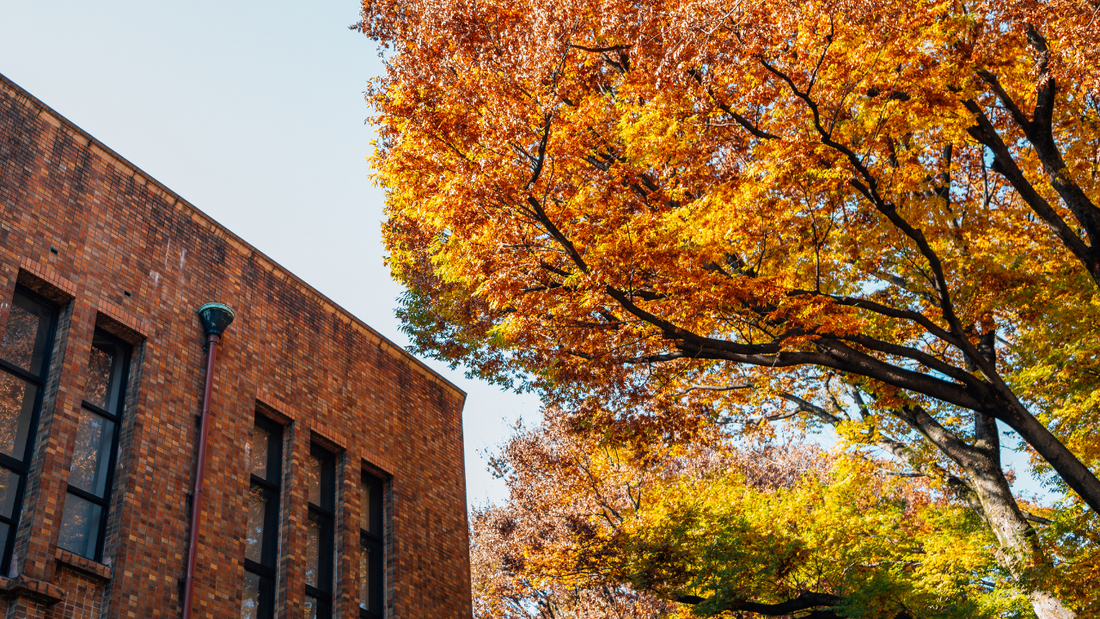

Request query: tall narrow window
[
  {"left": 359, "top": 472, "right": 384, "bottom": 619},
  {"left": 242, "top": 415, "right": 282, "bottom": 619},
  {"left": 58, "top": 329, "right": 130, "bottom": 561},
  {"left": 304, "top": 445, "right": 335, "bottom": 619},
  {"left": 0, "top": 287, "right": 58, "bottom": 572}
]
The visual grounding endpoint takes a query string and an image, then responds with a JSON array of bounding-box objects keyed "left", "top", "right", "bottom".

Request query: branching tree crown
[{"left": 359, "top": 1, "right": 1100, "bottom": 616}]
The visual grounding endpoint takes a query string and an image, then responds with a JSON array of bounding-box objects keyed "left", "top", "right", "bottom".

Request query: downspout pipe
[{"left": 183, "top": 302, "right": 235, "bottom": 619}]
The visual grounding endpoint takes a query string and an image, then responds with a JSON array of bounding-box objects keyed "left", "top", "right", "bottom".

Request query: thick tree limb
[
  {"left": 964, "top": 99, "right": 1098, "bottom": 284},
  {"left": 968, "top": 27, "right": 1100, "bottom": 284},
  {"left": 525, "top": 113, "right": 554, "bottom": 191},
  {"left": 836, "top": 333, "right": 982, "bottom": 388},
  {"left": 677, "top": 590, "right": 844, "bottom": 615},
  {"left": 569, "top": 43, "right": 631, "bottom": 53},
  {"left": 792, "top": 389, "right": 990, "bottom": 516},
  {"left": 995, "top": 403, "right": 1100, "bottom": 515},
  {"left": 786, "top": 290, "right": 957, "bottom": 344},
  {"left": 1024, "top": 512, "right": 1052, "bottom": 526},
  {"left": 527, "top": 195, "right": 589, "bottom": 273}
]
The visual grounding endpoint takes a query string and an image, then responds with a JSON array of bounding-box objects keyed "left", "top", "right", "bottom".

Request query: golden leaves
[{"left": 366, "top": 0, "right": 1100, "bottom": 613}]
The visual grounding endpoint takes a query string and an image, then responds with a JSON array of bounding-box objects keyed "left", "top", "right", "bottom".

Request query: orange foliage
[{"left": 360, "top": 1, "right": 1100, "bottom": 616}]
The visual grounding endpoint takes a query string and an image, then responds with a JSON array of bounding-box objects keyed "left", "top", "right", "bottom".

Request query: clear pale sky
[{"left": 0, "top": 0, "right": 539, "bottom": 507}]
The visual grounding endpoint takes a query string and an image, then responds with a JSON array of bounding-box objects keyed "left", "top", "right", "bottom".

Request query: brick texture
[{"left": 0, "top": 73, "right": 472, "bottom": 618}]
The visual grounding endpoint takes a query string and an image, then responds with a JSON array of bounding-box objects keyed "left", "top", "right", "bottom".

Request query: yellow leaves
[
  {"left": 369, "top": 2, "right": 1100, "bottom": 612},
  {"left": 506, "top": 431, "right": 1009, "bottom": 616}
]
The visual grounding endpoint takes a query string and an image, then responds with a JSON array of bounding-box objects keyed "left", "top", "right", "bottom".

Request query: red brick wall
[{"left": 0, "top": 74, "right": 472, "bottom": 618}]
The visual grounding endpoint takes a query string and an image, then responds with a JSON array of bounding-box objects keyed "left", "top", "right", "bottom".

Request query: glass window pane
[
  {"left": 245, "top": 487, "right": 266, "bottom": 563},
  {"left": 303, "top": 596, "right": 318, "bottom": 619},
  {"left": 58, "top": 493, "right": 103, "bottom": 559},
  {"left": 362, "top": 477, "right": 382, "bottom": 535},
  {"left": 368, "top": 541, "right": 383, "bottom": 614},
  {"left": 359, "top": 545, "right": 369, "bottom": 610},
  {"left": 305, "top": 513, "right": 320, "bottom": 587},
  {"left": 1, "top": 293, "right": 51, "bottom": 375},
  {"left": 0, "top": 371, "right": 37, "bottom": 460},
  {"left": 84, "top": 342, "right": 121, "bottom": 411},
  {"left": 0, "top": 521, "right": 8, "bottom": 566},
  {"left": 240, "top": 570, "right": 261, "bottom": 619},
  {"left": 69, "top": 409, "right": 115, "bottom": 497},
  {"left": 250, "top": 424, "right": 269, "bottom": 480},
  {"left": 360, "top": 479, "right": 370, "bottom": 533},
  {"left": 307, "top": 454, "right": 321, "bottom": 506},
  {"left": 0, "top": 468, "right": 20, "bottom": 519}
]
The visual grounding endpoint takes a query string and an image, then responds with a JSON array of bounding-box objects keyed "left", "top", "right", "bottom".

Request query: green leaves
[{"left": 472, "top": 415, "right": 1016, "bottom": 617}]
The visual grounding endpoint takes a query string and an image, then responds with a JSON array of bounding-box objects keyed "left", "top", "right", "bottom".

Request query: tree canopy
[
  {"left": 473, "top": 411, "right": 1042, "bottom": 618},
  {"left": 359, "top": 0, "right": 1100, "bottom": 616}
]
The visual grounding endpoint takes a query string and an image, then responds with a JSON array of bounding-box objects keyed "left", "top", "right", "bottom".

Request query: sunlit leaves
[
  {"left": 362, "top": 0, "right": 1100, "bottom": 615},
  {"left": 473, "top": 415, "right": 1020, "bottom": 617}
]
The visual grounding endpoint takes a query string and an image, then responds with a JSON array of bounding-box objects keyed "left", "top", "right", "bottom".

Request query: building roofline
[{"left": 0, "top": 72, "right": 466, "bottom": 403}]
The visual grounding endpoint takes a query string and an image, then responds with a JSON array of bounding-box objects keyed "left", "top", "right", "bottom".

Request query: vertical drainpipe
[{"left": 183, "top": 302, "right": 235, "bottom": 619}]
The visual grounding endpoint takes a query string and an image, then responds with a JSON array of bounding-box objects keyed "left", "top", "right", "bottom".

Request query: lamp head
[{"left": 198, "top": 302, "right": 235, "bottom": 337}]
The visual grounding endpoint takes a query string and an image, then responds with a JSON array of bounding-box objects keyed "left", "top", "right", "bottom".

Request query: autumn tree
[
  {"left": 359, "top": 0, "right": 1100, "bottom": 616},
  {"left": 472, "top": 504, "right": 674, "bottom": 618},
  {"left": 473, "top": 411, "right": 1053, "bottom": 617}
]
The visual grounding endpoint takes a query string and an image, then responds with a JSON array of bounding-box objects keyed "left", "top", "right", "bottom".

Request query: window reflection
[
  {"left": 84, "top": 340, "right": 124, "bottom": 412},
  {"left": 0, "top": 373, "right": 36, "bottom": 459},
  {"left": 307, "top": 454, "right": 321, "bottom": 506},
  {"left": 59, "top": 329, "right": 131, "bottom": 560},
  {"left": 359, "top": 546, "right": 369, "bottom": 610},
  {"left": 305, "top": 445, "right": 335, "bottom": 619},
  {"left": 0, "top": 288, "right": 58, "bottom": 574},
  {"left": 250, "top": 425, "right": 269, "bottom": 480},
  {"left": 84, "top": 346, "right": 113, "bottom": 410},
  {"left": 0, "top": 469, "right": 16, "bottom": 519},
  {"left": 360, "top": 473, "right": 385, "bottom": 618},
  {"left": 243, "top": 416, "right": 281, "bottom": 619},
  {"left": 246, "top": 487, "right": 266, "bottom": 563},
  {"left": 240, "top": 571, "right": 261, "bottom": 619},
  {"left": 0, "top": 292, "right": 52, "bottom": 375},
  {"left": 58, "top": 493, "right": 102, "bottom": 557},
  {"left": 305, "top": 513, "right": 320, "bottom": 588},
  {"left": 68, "top": 409, "right": 114, "bottom": 496}
]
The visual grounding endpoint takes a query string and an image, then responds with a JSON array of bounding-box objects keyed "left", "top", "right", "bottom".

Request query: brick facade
[{"left": 0, "top": 73, "right": 472, "bottom": 618}]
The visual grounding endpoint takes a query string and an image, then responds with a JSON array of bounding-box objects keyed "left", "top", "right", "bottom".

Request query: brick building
[{"left": 0, "top": 73, "right": 472, "bottom": 618}]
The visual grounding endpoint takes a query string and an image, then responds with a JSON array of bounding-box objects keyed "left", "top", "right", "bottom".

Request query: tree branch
[
  {"left": 787, "top": 290, "right": 957, "bottom": 345},
  {"left": 964, "top": 99, "right": 1100, "bottom": 284},
  {"left": 527, "top": 195, "right": 589, "bottom": 273},
  {"left": 686, "top": 68, "right": 779, "bottom": 140},
  {"left": 677, "top": 590, "right": 844, "bottom": 615},
  {"left": 525, "top": 113, "right": 554, "bottom": 190},
  {"left": 971, "top": 26, "right": 1100, "bottom": 281},
  {"left": 758, "top": 58, "right": 986, "bottom": 376},
  {"left": 837, "top": 333, "right": 982, "bottom": 389},
  {"left": 569, "top": 43, "right": 631, "bottom": 53}
]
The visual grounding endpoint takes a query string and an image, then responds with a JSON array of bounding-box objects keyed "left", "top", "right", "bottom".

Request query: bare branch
[{"left": 569, "top": 43, "right": 631, "bottom": 53}]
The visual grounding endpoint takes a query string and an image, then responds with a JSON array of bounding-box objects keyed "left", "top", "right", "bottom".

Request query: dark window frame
[
  {"left": 359, "top": 471, "right": 385, "bottom": 619},
  {"left": 305, "top": 444, "right": 335, "bottom": 619},
  {"left": 244, "top": 414, "right": 283, "bottom": 619},
  {"left": 0, "top": 286, "right": 59, "bottom": 573},
  {"left": 59, "top": 328, "right": 131, "bottom": 561}
]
